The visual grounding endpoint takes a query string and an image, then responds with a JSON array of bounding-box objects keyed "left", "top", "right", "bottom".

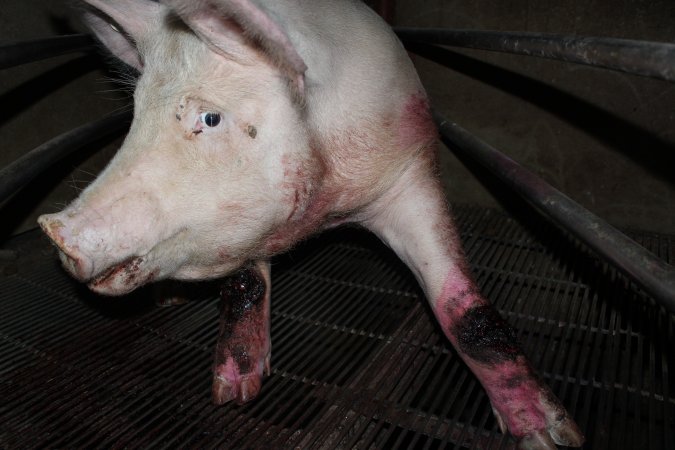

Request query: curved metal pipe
[
  {"left": 0, "top": 111, "right": 131, "bottom": 205},
  {"left": 0, "top": 34, "right": 95, "bottom": 70},
  {"left": 435, "top": 113, "right": 675, "bottom": 314},
  {"left": 395, "top": 28, "right": 675, "bottom": 82}
]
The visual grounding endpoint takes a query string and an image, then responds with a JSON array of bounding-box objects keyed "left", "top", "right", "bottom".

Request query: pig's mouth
[{"left": 86, "top": 255, "right": 158, "bottom": 296}]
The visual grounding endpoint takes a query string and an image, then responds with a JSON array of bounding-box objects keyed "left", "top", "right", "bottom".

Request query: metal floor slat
[{"left": 1, "top": 205, "right": 673, "bottom": 449}]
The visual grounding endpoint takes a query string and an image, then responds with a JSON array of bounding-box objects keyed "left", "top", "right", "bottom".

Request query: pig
[{"left": 38, "top": 0, "right": 584, "bottom": 448}]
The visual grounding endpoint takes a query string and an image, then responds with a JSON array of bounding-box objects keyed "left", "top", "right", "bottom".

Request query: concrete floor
[{"left": 1, "top": 0, "right": 674, "bottom": 236}]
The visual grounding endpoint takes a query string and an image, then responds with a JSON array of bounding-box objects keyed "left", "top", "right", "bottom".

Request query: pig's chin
[{"left": 86, "top": 256, "right": 158, "bottom": 296}]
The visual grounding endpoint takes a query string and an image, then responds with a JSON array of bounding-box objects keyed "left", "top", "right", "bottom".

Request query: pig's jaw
[{"left": 86, "top": 255, "right": 159, "bottom": 296}]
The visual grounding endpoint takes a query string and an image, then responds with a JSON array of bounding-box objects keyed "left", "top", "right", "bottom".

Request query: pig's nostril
[
  {"left": 37, "top": 214, "right": 94, "bottom": 281},
  {"left": 38, "top": 215, "right": 67, "bottom": 248}
]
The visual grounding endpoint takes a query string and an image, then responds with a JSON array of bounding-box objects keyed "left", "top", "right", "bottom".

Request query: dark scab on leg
[
  {"left": 453, "top": 304, "right": 522, "bottom": 365},
  {"left": 220, "top": 268, "right": 265, "bottom": 320}
]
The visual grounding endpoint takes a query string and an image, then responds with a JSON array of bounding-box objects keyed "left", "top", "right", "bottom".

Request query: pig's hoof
[
  {"left": 212, "top": 373, "right": 263, "bottom": 405},
  {"left": 211, "top": 353, "right": 271, "bottom": 405},
  {"left": 517, "top": 429, "right": 557, "bottom": 450},
  {"left": 491, "top": 389, "right": 584, "bottom": 449}
]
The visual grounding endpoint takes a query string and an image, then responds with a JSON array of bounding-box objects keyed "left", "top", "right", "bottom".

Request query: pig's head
[{"left": 39, "top": 0, "right": 321, "bottom": 295}]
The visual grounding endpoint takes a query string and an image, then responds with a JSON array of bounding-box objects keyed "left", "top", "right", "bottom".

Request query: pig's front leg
[
  {"left": 362, "top": 160, "right": 584, "bottom": 449},
  {"left": 212, "top": 261, "right": 271, "bottom": 405}
]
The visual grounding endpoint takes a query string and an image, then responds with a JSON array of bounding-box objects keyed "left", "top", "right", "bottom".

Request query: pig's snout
[
  {"left": 38, "top": 206, "right": 175, "bottom": 296},
  {"left": 38, "top": 213, "right": 96, "bottom": 282}
]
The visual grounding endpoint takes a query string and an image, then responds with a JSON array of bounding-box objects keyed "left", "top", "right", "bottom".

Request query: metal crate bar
[
  {"left": 0, "top": 111, "right": 131, "bottom": 205},
  {"left": 0, "top": 34, "right": 95, "bottom": 69},
  {"left": 395, "top": 28, "right": 675, "bottom": 82},
  {"left": 434, "top": 112, "right": 675, "bottom": 313}
]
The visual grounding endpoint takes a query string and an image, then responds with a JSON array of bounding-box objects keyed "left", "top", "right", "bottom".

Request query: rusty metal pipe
[
  {"left": 435, "top": 113, "right": 675, "bottom": 314},
  {"left": 396, "top": 28, "right": 675, "bottom": 82}
]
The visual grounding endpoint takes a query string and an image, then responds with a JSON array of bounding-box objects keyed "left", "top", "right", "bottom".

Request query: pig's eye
[{"left": 199, "top": 112, "right": 221, "bottom": 127}]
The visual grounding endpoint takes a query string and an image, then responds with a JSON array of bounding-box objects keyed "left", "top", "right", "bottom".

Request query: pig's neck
[
  {"left": 261, "top": 120, "right": 436, "bottom": 257},
  {"left": 262, "top": 179, "right": 360, "bottom": 256},
  {"left": 260, "top": 169, "right": 336, "bottom": 256}
]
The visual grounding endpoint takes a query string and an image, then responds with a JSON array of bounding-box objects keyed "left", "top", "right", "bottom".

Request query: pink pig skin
[{"left": 38, "top": 1, "right": 583, "bottom": 448}]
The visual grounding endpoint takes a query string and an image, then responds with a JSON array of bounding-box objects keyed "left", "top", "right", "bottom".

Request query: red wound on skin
[
  {"left": 89, "top": 256, "right": 157, "bottom": 291},
  {"left": 397, "top": 93, "right": 437, "bottom": 150}
]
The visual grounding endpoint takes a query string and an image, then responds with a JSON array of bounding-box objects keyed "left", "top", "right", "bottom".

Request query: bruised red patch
[
  {"left": 433, "top": 267, "right": 483, "bottom": 332},
  {"left": 262, "top": 147, "right": 334, "bottom": 255},
  {"left": 398, "top": 93, "right": 437, "bottom": 150},
  {"left": 262, "top": 189, "right": 333, "bottom": 255}
]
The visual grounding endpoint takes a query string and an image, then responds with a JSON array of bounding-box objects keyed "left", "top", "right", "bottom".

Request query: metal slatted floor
[{"left": 1, "top": 206, "right": 673, "bottom": 449}]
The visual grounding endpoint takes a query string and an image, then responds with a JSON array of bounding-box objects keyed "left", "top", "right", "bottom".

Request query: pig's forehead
[
  {"left": 137, "top": 18, "right": 260, "bottom": 85},
  {"left": 138, "top": 18, "right": 210, "bottom": 72},
  {"left": 132, "top": 12, "right": 279, "bottom": 102}
]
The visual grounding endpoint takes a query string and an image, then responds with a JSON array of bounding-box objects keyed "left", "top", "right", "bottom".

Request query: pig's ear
[
  {"left": 164, "top": 0, "right": 307, "bottom": 99},
  {"left": 80, "top": 0, "right": 162, "bottom": 71}
]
